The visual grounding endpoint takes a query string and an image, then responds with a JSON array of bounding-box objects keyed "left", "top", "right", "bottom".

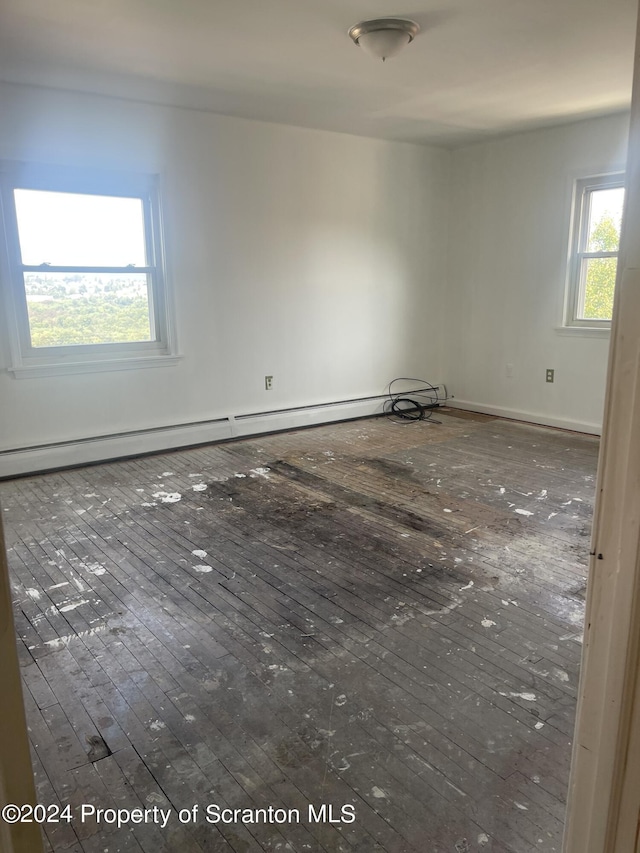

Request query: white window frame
[
  {"left": 0, "top": 162, "right": 178, "bottom": 378},
  {"left": 564, "top": 173, "right": 625, "bottom": 330}
]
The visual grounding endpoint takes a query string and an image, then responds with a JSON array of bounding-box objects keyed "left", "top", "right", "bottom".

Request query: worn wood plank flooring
[{"left": 0, "top": 410, "right": 597, "bottom": 852}]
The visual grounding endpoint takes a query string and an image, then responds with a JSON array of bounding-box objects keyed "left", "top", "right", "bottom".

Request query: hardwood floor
[{"left": 0, "top": 410, "right": 598, "bottom": 852}]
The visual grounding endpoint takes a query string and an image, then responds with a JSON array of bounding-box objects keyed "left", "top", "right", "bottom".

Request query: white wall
[
  {"left": 445, "top": 113, "right": 630, "bottom": 434},
  {"left": 0, "top": 82, "right": 450, "bottom": 463}
]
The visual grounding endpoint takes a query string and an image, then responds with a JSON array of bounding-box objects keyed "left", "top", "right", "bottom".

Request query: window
[
  {"left": 0, "top": 164, "right": 176, "bottom": 376},
  {"left": 565, "top": 174, "right": 625, "bottom": 329}
]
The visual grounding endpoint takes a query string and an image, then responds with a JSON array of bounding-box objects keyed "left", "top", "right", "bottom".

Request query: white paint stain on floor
[
  {"left": 499, "top": 691, "right": 537, "bottom": 702},
  {"left": 152, "top": 492, "right": 182, "bottom": 503},
  {"left": 194, "top": 565, "right": 213, "bottom": 573},
  {"left": 42, "top": 625, "right": 107, "bottom": 648},
  {"left": 426, "top": 599, "right": 462, "bottom": 617},
  {"left": 59, "top": 600, "right": 89, "bottom": 612},
  {"left": 145, "top": 793, "right": 165, "bottom": 804},
  {"left": 191, "top": 549, "right": 208, "bottom": 559}
]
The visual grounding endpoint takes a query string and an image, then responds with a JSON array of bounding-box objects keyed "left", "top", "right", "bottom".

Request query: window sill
[
  {"left": 7, "top": 353, "right": 183, "bottom": 379},
  {"left": 555, "top": 326, "right": 611, "bottom": 339}
]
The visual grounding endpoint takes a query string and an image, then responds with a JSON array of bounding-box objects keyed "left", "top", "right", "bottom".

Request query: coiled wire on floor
[{"left": 383, "top": 377, "right": 446, "bottom": 424}]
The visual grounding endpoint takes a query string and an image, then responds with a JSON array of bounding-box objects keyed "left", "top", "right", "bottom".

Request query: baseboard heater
[{"left": 0, "top": 385, "right": 446, "bottom": 479}]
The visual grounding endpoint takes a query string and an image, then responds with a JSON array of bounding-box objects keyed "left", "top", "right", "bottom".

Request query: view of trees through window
[
  {"left": 25, "top": 273, "right": 152, "bottom": 347},
  {"left": 580, "top": 186, "right": 624, "bottom": 321},
  {"left": 14, "top": 188, "right": 155, "bottom": 348}
]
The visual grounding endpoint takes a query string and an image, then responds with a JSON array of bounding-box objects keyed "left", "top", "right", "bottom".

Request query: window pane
[
  {"left": 586, "top": 187, "right": 624, "bottom": 252},
  {"left": 14, "top": 190, "right": 147, "bottom": 267},
  {"left": 24, "top": 272, "right": 152, "bottom": 347},
  {"left": 579, "top": 257, "right": 617, "bottom": 320}
]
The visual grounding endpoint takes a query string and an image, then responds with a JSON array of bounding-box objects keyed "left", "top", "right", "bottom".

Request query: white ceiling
[{"left": 0, "top": 0, "right": 636, "bottom": 146}]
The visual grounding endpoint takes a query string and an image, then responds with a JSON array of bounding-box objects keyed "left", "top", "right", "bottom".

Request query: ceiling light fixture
[{"left": 348, "top": 18, "right": 420, "bottom": 62}]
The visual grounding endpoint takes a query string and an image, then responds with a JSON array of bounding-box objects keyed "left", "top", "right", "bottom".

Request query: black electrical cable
[{"left": 383, "top": 377, "right": 446, "bottom": 424}]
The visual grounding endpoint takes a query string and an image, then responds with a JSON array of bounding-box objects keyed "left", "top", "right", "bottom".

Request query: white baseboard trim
[
  {"left": 231, "top": 396, "right": 385, "bottom": 437},
  {"left": 0, "top": 418, "right": 234, "bottom": 478},
  {"left": 2, "top": 387, "right": 595, "bottom": 478},
  {"left": 0, "top": 394, "right": 396, "bottom": 478},
  {"left": 447, "top": 398, "right": 602, "bottom": 436}
]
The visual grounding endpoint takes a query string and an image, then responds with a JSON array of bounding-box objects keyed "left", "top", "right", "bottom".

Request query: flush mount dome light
[{"left": 348, "top": 18, "right": 420, "bottom": 61}]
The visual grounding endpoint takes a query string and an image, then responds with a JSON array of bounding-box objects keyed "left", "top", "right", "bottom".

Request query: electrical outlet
[
  {"left": 546, "top": 368, "right": 555, "bottom": 383},
  {"left": 265, "top": 375, "right": 273, "bottom": 391}
]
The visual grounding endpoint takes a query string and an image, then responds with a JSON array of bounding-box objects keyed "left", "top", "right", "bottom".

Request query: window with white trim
[
  {"left": 565, "top": 174, "right": 625, "bottom": 329},
  {"left": 0, "top": 164, "right": 176, "bottom": 376}
]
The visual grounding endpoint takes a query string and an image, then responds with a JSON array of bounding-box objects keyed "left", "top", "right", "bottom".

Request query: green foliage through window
[
  {"left": 24, "top": 274, "right": 152, "bottom": 347},
  {"left": 568, "top": 177, "right": 624, "bottom": 327},
  {"left": 581, "top": 213, "right": 619, "bottom": 321}
]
